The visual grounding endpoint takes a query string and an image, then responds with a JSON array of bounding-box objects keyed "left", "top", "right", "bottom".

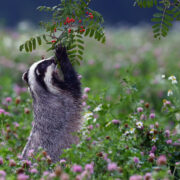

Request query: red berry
[
  {"left": 80, "top": 26, "right": 84, "bottom": 29},
  {"left": 90, "top": 15, "right": 94, "bottom": 19},
  {"left": 79, "top": 20, "right": 82, "bottom": 23},
  {"left": 89, "top": 12, "right": 92, "bottom": 15},
  {"left": 86, "top": 11, "right": 89, "bottom": 14},
  {"left": 51, "top": 40, "right": 56, "bottom": 43},
  {"left": 82, "top": 29, "right": 85, "bottom": 32},
  {"left": 68, "top": 29, "right": 72, "bottom": 33},
  {"left": 79, "top": 29, "right": 83, "bottom": 33},
  {"left": 54, "top": 28, "right": 57, "bottom": 32},
  {"left": 64, "top": 22, "right": 66, "bottom": 25}
]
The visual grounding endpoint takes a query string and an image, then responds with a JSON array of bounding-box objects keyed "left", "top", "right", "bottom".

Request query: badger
[{"left": 21, "top": 46, "right": 82, "bottom": 162}]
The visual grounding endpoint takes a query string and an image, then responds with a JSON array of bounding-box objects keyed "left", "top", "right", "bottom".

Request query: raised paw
[{"left": 55, "top": 44, "right": 68, "bottom": 61}]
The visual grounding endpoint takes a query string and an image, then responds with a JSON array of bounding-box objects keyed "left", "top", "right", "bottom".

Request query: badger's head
[{"left": 22, "top": 57, "right": 61, "bottom": 96}]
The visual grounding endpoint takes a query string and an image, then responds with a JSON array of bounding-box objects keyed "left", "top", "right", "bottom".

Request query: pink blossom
[
  {"left": 166, "top": 139, "right": 172, "bottom": 144},
  {"left": 107, "top": 162, "right": 117, "bottom": 171},
  {"left": 78, "top": 74, "right": 82, "bottom": 80},
  {"left": 157, "top": 155, "right": 167, "bottom": 166},
  {"left": 72, "top": 164, "right": 83, "bottom": 173},
  {"left": 60, "top": 159, "right": 66, "bottom": 164},
  {"left": 133, "top": 157, "right": 139, "bottom": 164},
  {"left": 43, "top": 171, "right": 49, "bottom": 176},
  {"left": 144, "top": 173, "right": 152, "bottom": 180},
  {"left": 82, "top": 94, "right": 88, "bottom": 100},
  {"left": 85, "top": 163, "right": 94, "bottom": 174},
  {"left": 0, "top": 109, "right": 5, "bottom": 114},
  {"left": 30, "top": 168, "right": 38, "bottom": 174},
  {"left": 112, "top": 119, "right": 120, "bottom": 124},
  {"left": 84, "top": 87, "right": 90, "bottom": 93},
  {"left": 129, "top": 175, "right": 143, "bottom": 180},
  {"left": 17, "top": 174, "right": 29, "bottom": 180},
  {"left": 82, "top": 102, "right": 86, "bottom": 107},
  {"left": 88, "top": 125, "right": 93, "bottom": 130},
  {"left": 9, "top": 159, "right": 16, "bottom": 167},
  {"left": 28, "top": 149, "right": 34, "bottom": 157},
  {"left": 5, "top": 97, "right": 12, "bottom": 103},
  {"left": 0, "top": 170, "right": 6, "bottom": 177},
  {"left": 150, "top": 145, "right": 157, "bottom": 153},
  {"left": 149, "top": 153, "right": 155, "bottom": 159},
  {"left": 0, "top": 157, "right": 3, "bottom": 165},
  {"left": 13, "top": 85, "right": 27, "bottom": 95},
  {"left": 165, "top": 130, "right": 170, "bottom": 137},
  {"left": 149, "top": 113, "right": 155, "bottom": 119},
  {"left": 137, "top": 107, "right": 143, "bottom": 112},
  {"left": 13, "top": 122, "right": 20, "bottom": 128}
]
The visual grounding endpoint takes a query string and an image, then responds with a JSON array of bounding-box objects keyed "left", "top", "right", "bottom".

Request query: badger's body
[{"left": 22, "top": 46, "right": 81, "bottom": 162}]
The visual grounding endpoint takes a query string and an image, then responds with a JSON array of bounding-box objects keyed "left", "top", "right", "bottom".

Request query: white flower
[
  {"left": 168, "top": 75, "right": 177, "bottom": 84},
  {"left": 84, "top": 112, "right": 93, "bottom": 120},
  {"left": 136, "top": 121, "right": 143, "bottom": 129},
  {"left": 124, "top": 131, "right": 130, "bottom": 135},
  {"left": 129, "top": 128, "right": 135, "bottom": 134},
  {"left": 162, "top": 74, "right": 165, "bottom": 79},
  {"left": 93, "top": 104, "right": 102, "bottom": 112},
  {"left": 150, "top": 129, "right": 155, "bottom": 134},
  {"left": 167, "top": 89, "right": 173, "bottom": 96},
  {"left": 152, "top": 136, "right": 158, "bottom": 142}
]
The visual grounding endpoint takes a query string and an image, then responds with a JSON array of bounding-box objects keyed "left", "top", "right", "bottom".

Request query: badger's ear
[{"left": 22, "top": 71, "right": 28, "bottom": 84}]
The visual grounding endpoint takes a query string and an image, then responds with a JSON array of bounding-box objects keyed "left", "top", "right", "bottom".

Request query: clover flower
[
  {"left": 136, "top": 121, "right": 143, "bottom": 129},
  {"left": 167, "top": 89, "right": 173, "bottom": 96},
  {"left": 93, "top": 104, "right": 102, "bottom": 112},
  {"left": 85, "top": 163, "right": 94, "bottom": 174},
  {"left": 150, "top": 129, "right": 155, "bottom": 134},
  {"left": 129, "top": 128, "right": 135, "bottom": 134},
  {"left": 129, "top": 175, "right": 143, "bottom": 180},
  {"left": 168, "top": 75, "right": 177, "bottom": 84},
  {"left": 166, "top": 139, "right": 172, "bottom": 144},
  {"left": 157, "top": 155, "right": 167, "bottom": 166},
  {"left": 149, "top": 113, "right": 155, "bottom": 119},
  {"left": 83, "top": 112, "right": 93, "bottom": 120},
  {"left": 17, "top": 174, "right": 29, "bottom": 180},
  {"left": 152, "top": 136, "right": 158, "bottom": 142},
  {"left": 133, "top": 157, "right": 139, "bottom": 164},
  {"left": 72, "top": 164, "right": 83, "bottom": 173},
  {"left": 137, "top": 107, "right": 143, "bottom": 113},
  {"left": 0, "top": 157, "right": 3, "bottom": 165},
  {"left": 107, "top": 162, "right": 117, "bottom": 171}
]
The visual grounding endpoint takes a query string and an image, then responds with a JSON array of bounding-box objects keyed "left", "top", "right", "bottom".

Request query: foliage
[
  {"left": 134, "top": 0, "right": 180, "bottom": 39},
  {"left": 0, "top": 27, "right": 180, "bottom": 179},
  {"left": 19, "top": 0, "right": 105, "bottom": 65}
]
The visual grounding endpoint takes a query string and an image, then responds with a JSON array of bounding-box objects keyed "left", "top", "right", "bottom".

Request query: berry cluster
[{"left": 64, "top": 17, "right": 75, "bottom": 25}]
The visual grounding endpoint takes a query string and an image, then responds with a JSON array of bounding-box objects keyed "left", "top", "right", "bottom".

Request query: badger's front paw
[{"left": 55, "top": 45, "right": 68, "bottom": 61}]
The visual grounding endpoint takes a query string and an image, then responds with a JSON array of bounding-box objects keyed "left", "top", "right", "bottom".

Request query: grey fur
[{"left": 22, "top": 52, "right": 81, "bottom": 162}]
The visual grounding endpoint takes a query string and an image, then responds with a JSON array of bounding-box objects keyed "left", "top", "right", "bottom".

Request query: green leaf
[
  {"left": 37, "top": 36, "right": 42, "bottom": 45},
  {"left": 25, "top": 42, "right": 29, "bottom": 52},
  {"left": 28, "top": 41, "right": 32, "bottom": 52},
  {"left": 19, "top": 44, "right": 24, "bottom": 51},
  {"left": 32, "top": 38, "right": 36, "bottom": 50}
]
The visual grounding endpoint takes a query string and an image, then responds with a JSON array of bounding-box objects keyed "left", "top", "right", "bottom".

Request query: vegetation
[{"left": 0, "top": 26, "right": 180, "bottom": 179}]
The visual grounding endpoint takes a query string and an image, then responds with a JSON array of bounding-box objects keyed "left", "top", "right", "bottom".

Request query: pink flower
[
  {"left": 82, "top": 102, "right": 86, "bottom": 107},
  {"left": 60, "top": 159, "right": 66, "bottom": 164},
  {"left": 13, "top": 122, "right": 20, "bottom": 128},
  {"left": 17, "top": 174, "right": 29, "bottom": 180},
  {"left": 0, "top": 170, "right": 6, "bottom": 177},
  {"left": 9, "top": 159, "right": 16, "bottom": 167},
  {"left": 165, "top": 130, "right": 170, "bottom": 137},
  {"left": 72, "top": 164, "right": 83, "bottom": 173},
  {"left": 129, "top": 175, "right": 143, "bottom": 180},
  {"left": 107, "top": 162, "right": 117, "bottom": 171},
  {"left": 78, "top": 74, "right": 82, "bottom": 80},
  {"left": 0, "top": 109, "right": 5, "bottom": 114},
  {"left": 88, "top": 125, "right": 93, "bottom": 130},
  {"left": 166, "top": 139, "right": 172, "bottom": 144},
  {"left": 157, "top": 155, "right": 167, "bottom": 166},
  {"left": 0, "top": 157, "right": 3, "bottom": 165},
  {"left": 84, "top": 87, "right": 90, "bottom": 93},
  {"left": 43, "top": 171, "right": 49, "bottom": 176},
  {"left": 85, "top": 163, "right": 94, "bottom": 174},
  {"left": 150, "top": 145, "right": 157, "bottom": 153},
  {"left": 149, "top": 153, "right": 155, "bottom": 160},
  {"left": 149, "top": 113, "right": 155, "bottom": 119},
  {"left": 112, "top": 119, "right": 120, "bottom": 124},
  {"left": 5, "top": 97, "right": 12, "bottom": 103},
  {"left": 133, "top": 157, "right": 139, "bottom": 164},
  {"left": 82, "top": 94, "right": 88, "bottom": 100},
  {"left": 137, "top": 107, "right": 143, "bottom": 112},
  {"left": 30, "top": 168, "right": 38, "bottom": 174},
  {"left": 144, "top": 173, "right": 152, "bottom": 180},
  {"left": 28, "top": 149, "right": 34, "bottom": 157}
]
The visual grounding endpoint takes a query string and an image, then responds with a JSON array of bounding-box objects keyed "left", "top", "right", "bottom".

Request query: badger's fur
[{"left": 22, "top": 46, "right": 81, "bottom": 162}]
